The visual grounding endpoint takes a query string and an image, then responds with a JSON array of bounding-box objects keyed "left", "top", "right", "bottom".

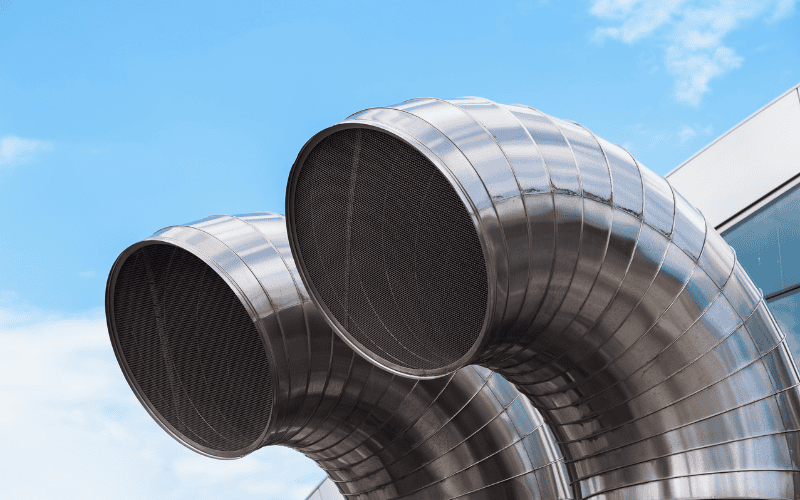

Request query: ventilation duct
[
  {"left": 106, "top": 212, "right": 571, "bottom": 499},
  {"left": 286, "top": 98, "right": 800, "bottom": 499}
]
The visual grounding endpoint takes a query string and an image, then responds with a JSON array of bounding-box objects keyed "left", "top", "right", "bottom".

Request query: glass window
[
  {"left": 769, "top": 290, "right": 800, "bottom": 363},
  {"left": 722, "top": 181, "right": 800, "bottom": 366},
  {"left": 722, "top": 182, "right": 800, "bottom": 298}
]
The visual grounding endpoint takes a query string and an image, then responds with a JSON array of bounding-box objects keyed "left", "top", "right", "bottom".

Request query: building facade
[{"left": 667, "top": 83, "right": 800, "bottom": 362}]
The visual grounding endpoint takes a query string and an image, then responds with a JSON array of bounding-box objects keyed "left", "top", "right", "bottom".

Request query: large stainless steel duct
[
  {"left": 286, "top": 97, "right": 800, "bottom": 499},
  {"left": 105, "top": 212, "right": 571, "bottom": 499}
]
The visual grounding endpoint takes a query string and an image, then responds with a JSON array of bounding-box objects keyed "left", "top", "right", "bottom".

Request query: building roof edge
[{"left": 666, "top": 81, "right": 800, "bottom": 178}]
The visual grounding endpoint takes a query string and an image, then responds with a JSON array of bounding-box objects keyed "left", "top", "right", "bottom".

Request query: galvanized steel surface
[
  {"left": 106, "top": 213, "right": 571, "bottom": 499},
  {"left": 286, "top": 98, "right": 800, "bottom": 499}
]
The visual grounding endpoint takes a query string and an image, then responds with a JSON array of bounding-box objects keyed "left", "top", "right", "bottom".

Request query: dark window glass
[
  {"left": 722, "top": 182, "right": 800, "bottom": 298},
  {"left": 769, "top": 289, "right": 800, "bottom": 362}
]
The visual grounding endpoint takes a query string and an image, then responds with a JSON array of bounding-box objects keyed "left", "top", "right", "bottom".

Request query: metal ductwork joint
[
  {"left": 286, "top": 97, "right": 800, "bottom": 499},
  {"left": 106, "top": 212, "right": 571, "bottom": 499}
]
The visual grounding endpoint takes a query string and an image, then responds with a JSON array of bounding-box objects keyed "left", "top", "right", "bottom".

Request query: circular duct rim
[
  {"left": 105, "top": 238, "right": 276, "bottom": 460},
  {"left": 285, "top": 121, "right": 495, "bottom": 379}
]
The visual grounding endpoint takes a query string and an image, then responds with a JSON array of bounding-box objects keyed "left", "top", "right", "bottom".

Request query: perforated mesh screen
[
  {"left": 292, "top": 128, "right": 487, "bottom": 371},
  {"left": 111, "top": 244, "right": 272, "bottom": 453}
]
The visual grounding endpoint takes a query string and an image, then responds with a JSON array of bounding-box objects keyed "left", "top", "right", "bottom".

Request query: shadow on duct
[
  {"left": 105, "top": 212, "right": 571, "bottom": 499},
  {"left": 286, "top": 97, "right": 800, "bottom": 499}
]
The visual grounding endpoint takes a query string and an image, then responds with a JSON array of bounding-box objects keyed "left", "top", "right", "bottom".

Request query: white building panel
[{"left": 668, "top": 85, "right": 800, "bottom": 227}]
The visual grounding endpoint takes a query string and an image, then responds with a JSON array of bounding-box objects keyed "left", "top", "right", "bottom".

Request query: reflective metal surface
[
  {"left": 106, "top": 213, "right": 571, "bottom": 499},
  {"left": 286, "top": 98, "right": 800, "bottom": 499}
]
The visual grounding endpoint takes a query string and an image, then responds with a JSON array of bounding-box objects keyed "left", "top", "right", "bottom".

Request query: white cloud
[
  {"left": 678, "top": 123, "right": 715, "bottom": 144},
  {"left": 592, "top": 0, "right": 688, "bottom": 43},
  {"left": 79, "top": 270, "right": 97, "bottom": 279},
  {"left": 589, "top": 0, "right": 798, "bottom": 105},
  {"left": 174, "top": 454, "right": 262, "bottom": 485},
  {"left": 771, "top": 0, "right": 797, "bottom": 20},
  {"left": 678, "top": 124, "right": 697, "bottom": 144},
  {"left": 666, "top": 45, "right": 743, "bottom": 105},
  {"left": 0, "top": 135, "right": 52, "bottom": 167},
  {"left": 173, "top": 450, "right": 315, "bottom": 499},
  {"left": 0, "top": 304, "right": 325, "bottom": 500}
]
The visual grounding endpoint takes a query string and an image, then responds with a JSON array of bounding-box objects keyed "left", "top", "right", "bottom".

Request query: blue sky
[{"left": 0, "top": 1, "right": 798, "bottom": 498}]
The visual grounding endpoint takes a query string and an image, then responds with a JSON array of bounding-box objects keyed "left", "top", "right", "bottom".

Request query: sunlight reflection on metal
[
  {"left": 106, "top": 213, "right": 571, "bottom": 499},
  {"left": 286, "top": 97, "right": 800, "bottom": 499}
]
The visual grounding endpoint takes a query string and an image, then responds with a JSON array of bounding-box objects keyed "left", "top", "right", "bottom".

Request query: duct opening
[
  {"left": 109, "top": 243, "right": 273, "bottom": 456},
  {"left": 291, "top": 127, "right": 488, "bottom": 373}
]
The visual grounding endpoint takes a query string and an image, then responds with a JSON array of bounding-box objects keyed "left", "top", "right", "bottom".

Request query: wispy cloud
[
  {"left": 678, "top": 123, "right": 714, "bottom": 144},
  {"left": 589, "top": 0, "right": 798, "bottom": 105},
  {"left": 174, "top": 451, "right": 317, "bottom": 499},
  {"left": 78, "top": 270, "right": 97, "bottom": 279},
  {"left": 677, "top": 124, "right": 697, "bottom": 144},
  {"left": 0, "top": 301, "right": 324, "bottom": 499},
  {"left": 0, "top": 135, "right": 52, "bottom": 167}
]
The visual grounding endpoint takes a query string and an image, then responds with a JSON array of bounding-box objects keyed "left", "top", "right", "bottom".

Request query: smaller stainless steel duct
[
  {"left": 285, "top": 98, "right": 800, "bottom": 499},
  {"left": 106, "top": 212, "right": 571, "bottom": 499}
]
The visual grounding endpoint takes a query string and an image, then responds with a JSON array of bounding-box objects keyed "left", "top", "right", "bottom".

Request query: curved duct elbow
[
  {"left": 106, "top": 212, "right": 571, "bottom": 498},
  {"left": 286, "top": 98, "right": 800, "bottom": 498}
]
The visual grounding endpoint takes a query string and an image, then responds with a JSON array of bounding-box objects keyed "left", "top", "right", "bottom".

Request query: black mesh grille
[
  {"left": 112, "top": 244, "right": 272, "bottom": 453},
  {"left": 292, "top": 128, "right": 487, "bottom": 371}
]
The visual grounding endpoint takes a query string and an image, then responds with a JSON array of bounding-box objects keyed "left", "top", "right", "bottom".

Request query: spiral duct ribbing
[
  {"left": 106, "top": 212, "right": 570, "bottom": 499},
  {"left": 286, "top": 97, "right": 800, "bottom": 499}
]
